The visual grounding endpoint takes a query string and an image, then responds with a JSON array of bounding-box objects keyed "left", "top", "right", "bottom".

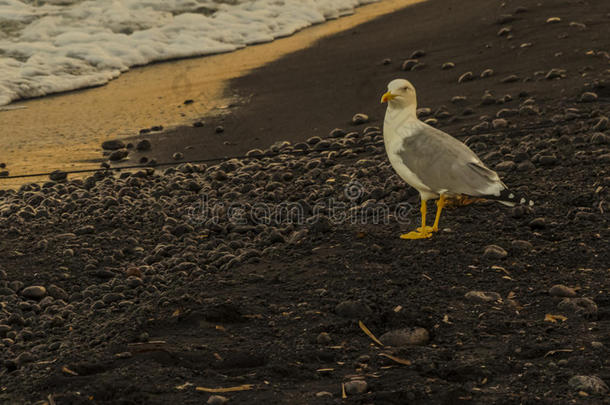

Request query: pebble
[
  {"left": 592, "top": 116, "right": 608, "bottom": 131},
  {"left": 465, "top": 291, "right": 502, "bottom": 303},
  {"left": 380, "top": 327, "right": 429, "bottom": 346},
  {"left": 529, "top": 217, "right": 546, "bottom": 230},
  {"left": 401, "top": 59, "right": 419, "bottom": 71},
  {"left": 352, "top": 113, "right": 369, "bottom": 125},
  {"left": 315, "top": 391, "right": 333, "bottom": 398},
  {"left": 344, "top": 380, "right": 368, "bottom": 395},
  {"left": 47, "top": 284, "right": 68, "bottom": 300},
  {"left": 546, "top": 17, "right": 561, "bottom": 24},
  {"left": 207, "top": 395, "right": 229, "bottom": 405},
  {"left": 557, "top": 298, "right": 598, "bottom": 317},
  {"left": 136, "top": 139, "right": 151, "bottom": 151},
  {"left": 549, "top": 284, "right": 577, "bottom": 298},
  {"left": 172, "top": 152, "right": 184, "bottom": 161},
  {"left": 483, "top": 245, "right": 508, "bottom": 259},
  {"left": 500, "top": 74, "right": 519, "bottom": 83},
  {"left": 335, "top": 300, "right": 372, "bottom": 319},
  {"left": 480, "top": 69, "right": 494, "bottom": 78},
  {"left": 579, "top": 92, "right": 598, "bottom": 102},
  {"left": 568, "top": 375, "right": 608, "bottom": 394},
  {"left": 101, "top": 139, "right": 125, "bottom": 150},
  {"left": 49, "top": 170, "right": 67, "bottom": 182},
  {"left": 511, "top": 240, "right": 533, "bottom": 252},
  {"left": 109, "top": 150, "right": 128, "bottom": 161},
  {"left": 496, "top": 161, "right": 515, "bottom": 171},
  {"left": 441, "top": 62, "right": 455, "bottom": 70},
  {"left": 545, "top": 68, "right": 565, "bottom": 80},
  {"left": 215, "top": 125, "right": 224, "bottom": 133},
  {"left": 410, "top": 49, "right": 426, "bottom": 58},
  {"left": 591, "top": 132, "right": 608, "bottom": 144},
  {"left": 21, "top": 286, "right": 47, "bottom": 300},
  {"left": 497, "top": 27, "right": 511, "bottom": 36},
  {"left": 316, "top": 332, "right": 332, "bottom": 345},
  {"left": 458, "top": 72, "right": 474, "bottom": 83}
]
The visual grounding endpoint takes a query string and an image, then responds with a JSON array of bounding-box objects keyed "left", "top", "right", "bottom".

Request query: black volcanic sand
[{"left": 2, "top": 0, "right": 610, "bottom": 404}]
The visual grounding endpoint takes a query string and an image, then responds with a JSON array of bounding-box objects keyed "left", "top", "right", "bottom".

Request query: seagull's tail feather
[{"left": 484, "top": 189, "right": 535, "bottom": 207}]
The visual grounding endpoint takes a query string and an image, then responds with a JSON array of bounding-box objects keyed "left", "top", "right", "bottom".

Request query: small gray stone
[
  {"left": 496, "top": 161, "right": 516, "bottom": 171},
  {"left": 500, "top": 74, "right": 519, "bottom": 83},
  {"left": 483, "top": 245, "right": 508, "bottom": 259},
  {"left": 497, "top": 27, "right": 511, "bottom": 36},
  {"left": 480, "top": 69, "right": 494, "bottom": 78},
  {"left": 380, "top": 327, "right": 429, "bottom": 346},
  {"left": 458, "top": 72, "right": 474, "bottom": 83},
  {"left": 591, "top": 132, "right": 608, "bottom": 144},
  {"left": 401, "top": 59, "right": 419, "bottom": 71},
  {"left": 579, "top": 92, "right": 598, "bottom": 103},
  {"left": 545, "top": 68, "right": 565, "bottom": 80},
  {"left": 21, "top": 286, "right": 46, "bottom": 299},
  {"left": 316, "top": 332, "right": 332, "bottom": 345},
  {"left": 47, "top": 284, "right": 68, "bottom": 300},
  {"left": 344, "top": 380, "right": 368, "bottom": 395},
  {"left": 172, "top": 152, "right": 184, "bottom": 161},
  {"left": 335, "top": 300, "right": 372, "bottom": 319},
  {"left": 207, "top": 395, "right": 229, "bottom": 405},
  {"left": 441, "top": 62, "right": 455, "bottom": 70},
  {"left": 410, "top": 49, "right": 426, "bottom": 58},
  {"left": 109, "top": 150, "right": 128, "bottom": 161},
  {"left": 136, "top": 139, "right": 151, "bottom": 151},
  {"left": 102, "top": 139, "right": 125, "bottom": 150},
  {"left": 592, "top": 116, "right": 608, "bottom": 131},
  {"left": 492, "top": 118, "right": 508, "bottom": 129},
  {"left": 49, "top": 170, "right": 67, "bottom": 182},
  {"left": 558, "top": 298, "right": 598, "bottom": 317},
  {"left": 465, "top": 291, "right": 502, "bottom": 303},
  {"left": 568, "top": 375, "right": 608, "bottom": 394},
  {"left": 529, "top": 217, "right": 546, "bottom": 229},
  {"left": 549, "top": 284, "right": 577, "bottom": 298},
  {"left": 511, "top": 240, "right": 533, "bottom": 251},
  {"left": 352, "top": 113, "right": 369, "bottom": 125}
]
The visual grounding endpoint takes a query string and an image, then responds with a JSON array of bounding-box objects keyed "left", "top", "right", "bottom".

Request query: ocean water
[{"left": 0, "top": 0, "right": 378, "bottom": 106}]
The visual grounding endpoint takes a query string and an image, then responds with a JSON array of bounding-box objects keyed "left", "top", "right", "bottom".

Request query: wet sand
[{"left": 0, "top": 0, "right": 424, "bottom": 189}]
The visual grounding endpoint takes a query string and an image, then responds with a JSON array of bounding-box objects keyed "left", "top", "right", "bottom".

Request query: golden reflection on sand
[{"left": 0, "top": 0, "right": 424, "bottom": 189}]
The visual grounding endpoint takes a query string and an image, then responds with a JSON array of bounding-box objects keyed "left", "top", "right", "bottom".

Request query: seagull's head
[{"left": 380, "top": 79, "right": 417, "bottom": 111}]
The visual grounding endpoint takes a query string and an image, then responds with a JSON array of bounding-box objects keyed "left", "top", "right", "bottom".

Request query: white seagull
[{"left": 381, "top": 78, "right": 532, "bottom": 239}]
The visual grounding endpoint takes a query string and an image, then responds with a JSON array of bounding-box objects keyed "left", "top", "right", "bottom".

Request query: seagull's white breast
[{"left": 383, "top": 115, "right": 437, "bottom": 199}]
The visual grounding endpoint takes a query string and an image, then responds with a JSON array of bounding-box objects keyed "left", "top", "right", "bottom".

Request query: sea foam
[{"left": 0, "top": 0, "right": 378, "bottom": 106}]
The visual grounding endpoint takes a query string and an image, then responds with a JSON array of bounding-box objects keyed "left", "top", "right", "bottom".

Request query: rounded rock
[
  {"left": 380, "top": 327, "right": 429, "bottom": 346},
  {"left": 207, "top": 395, "right": 229, "bottom": 405},
  {"left": 568, "top": 375, "right": 608, "bottom": 394},
  {"left": 483, "top": 245, "right": 508, "bottom": 259},
  {"left": 352, "top": 113, "right": 369, "bottom": 125},
  {"left": 458, "top": 72, "right": 474, "bottom": 83},
  {"left": 21, "top": 286, "right": 47, "bottom": 300},
  {"left": 344, "top": 380, "right": 368, "bottom": 395},
  {"left": 549, "top": 284, "right": 577, "bottom": 298},
  {"left": 465, "top": 291, "right": 502, "bottom": 303}
]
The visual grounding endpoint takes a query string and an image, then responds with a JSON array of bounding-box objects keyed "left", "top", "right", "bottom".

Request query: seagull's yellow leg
[
  {"left": 432, "top": 194, "right": 446, "bottom": 232},
  {"left": 400, "top": 199, "right": 432, "bottom": 239}
]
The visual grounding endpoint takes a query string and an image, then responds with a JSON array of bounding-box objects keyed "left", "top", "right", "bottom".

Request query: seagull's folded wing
[{"left": 396, "top": 122, "right": 505, "bottom": 197}]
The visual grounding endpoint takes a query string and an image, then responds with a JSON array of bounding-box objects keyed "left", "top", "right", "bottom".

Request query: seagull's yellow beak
[{"left": 381, "top": 91, "right": 395, "bottom": 103}]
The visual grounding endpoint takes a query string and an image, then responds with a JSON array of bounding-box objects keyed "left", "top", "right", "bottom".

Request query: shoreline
[{"left": 0, "top": 0, "right": 424, "bottom": 189}]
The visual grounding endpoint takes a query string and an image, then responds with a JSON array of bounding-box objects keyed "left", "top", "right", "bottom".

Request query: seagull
[{"left": 381, "top": 78, "right": 532, "bottom": 239}]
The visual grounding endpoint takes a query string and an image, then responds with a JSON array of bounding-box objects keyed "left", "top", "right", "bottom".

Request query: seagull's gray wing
[{"left": 398, "top": 123, "right": 505, "bottom": 196}]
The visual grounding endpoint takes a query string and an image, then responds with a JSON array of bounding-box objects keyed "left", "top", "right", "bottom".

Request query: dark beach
[{"left": 0, "top": 0, "right": 609, "bottom": 404}]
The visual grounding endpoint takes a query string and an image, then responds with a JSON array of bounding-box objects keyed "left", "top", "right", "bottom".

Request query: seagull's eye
[{"left": 401, "top": 86, "right": 409, "bottom": 91}]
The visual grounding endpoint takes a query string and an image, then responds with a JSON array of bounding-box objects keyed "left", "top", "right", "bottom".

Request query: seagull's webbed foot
[
  {"left": 400, "top": 230, "right": 432, "bottom": 239},
  {"left": 400, "top": 199, "right": 433, "bottom": 240}
]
